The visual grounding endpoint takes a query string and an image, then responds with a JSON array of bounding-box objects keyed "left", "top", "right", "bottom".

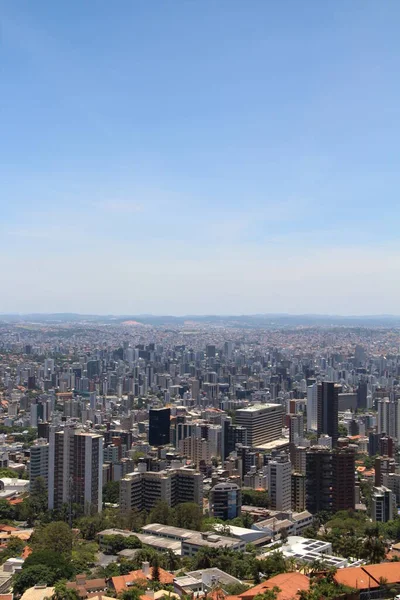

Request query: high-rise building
[
  {"left": 290, "top": 445, "right": 307, "bottom": 475},
  {"left": 289, "top": 414, "right": 304, "bottom": 444},
  {"left": 87, "top": 360, "right": 100, "bottom": 380},
  {"left": 223, "top": 421, "right": 247, "bottom": 459},
  {"left": 377, "top": 398, "right": 400, "bottom": 441},
  {"left": 179, "top": 436, "right": 211, "bottom": 468},
  {"left": 149, "top": 408, "right": 171, "bottom": 446},
  {"left": 29, "top": 440, "right": 49, "bottom": 488},
  {"left": 120, "top": 467, "right": 202, "bottom": 512},
  {"left": 48, "top": 427, "right": 103, "bottom": 514},
  {"left": 307, "top": 383, "right": 318, "bottom": 431},
  {"left": 292, "top": 472, "right": 306, "bottom": 512},
  {"left": 354, "top": 345, "right": 366, "bottom": 367},
  {"left": 368, "top": 432, "right": 394, "bottom": 458},
  {"left": 374, "top": 456, "right": 396, "bottom": 486},
  {"left": 386, "top": 473, "right": 400, "bottom": 506},
  {"left": 377, "top": 399, "right": 391, "bottom": 436},
  {"left": 268, "top": 452, "right": 292, "bottom": 511},
  {"left": 357, "top": 382, "right": 368, "bottom": 409},
  {"left": 209, "top": 482, "right": 241, "bottom": 520},
  {"left": 379, "top": 436, "right": 394, "bottom": 458},
  {"left": 206, "top": 345, "right": 216, "bottom": 359},
  {"left": 306, "top": 447, "right": 332, "bottom": 514},
  {"left": 371, "top": 486, "right": 394, "bottom": 522},
  {"left": 236, "top": 404, "right": 283, "bottom": 447},
  {"left": 332, "top": 447, "right": 355, "bottom": 512},
  {"left": 317, "top": 382, "right": 340, "bottom": 447}
]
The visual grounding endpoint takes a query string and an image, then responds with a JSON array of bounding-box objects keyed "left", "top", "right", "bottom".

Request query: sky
[{"left": 1, "top": 1, "right": 400, "bottom": 315}]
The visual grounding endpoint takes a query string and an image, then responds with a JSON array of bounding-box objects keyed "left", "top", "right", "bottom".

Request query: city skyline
[{"left": 2, "top": 1, "right": 400, "bottom": 314}]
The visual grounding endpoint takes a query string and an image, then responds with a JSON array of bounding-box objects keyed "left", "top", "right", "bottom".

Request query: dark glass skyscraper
[
  {"left": 149, "top": 407, "right": 171, "bottom": 446},
  {"left": 317, "top": 381, "right": 339, "bottom": 447}
]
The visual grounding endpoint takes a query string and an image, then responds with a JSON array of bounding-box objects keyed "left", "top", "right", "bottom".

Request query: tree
[
  {"left": 24, "top": 549, "right": 74, "bottom": 581},
  {"left": 258, "top": 551, "right": 289, "bottom": 578},
  {"left": 152, "top": 555, "right": 160, "bottom": 582},
  {"left": 172, "top": 503, "right": 203, "bottom": 531},
  {"left": 148, "top": 501, "right": 172, "bottom": 525},
  {"left": 6, "top": 536, "right": 25, "bottom": 555},
  {"left": 132, "top": 451, "right": 146, "bottom": 464},
  {"left": 121, "top": 589, "right": 143, "bottom": 600},
  {"left": 298, "top": 573, "right": 355, "bottom": 600},
  {"left": 242, "top": 489, "right": 270, "bottom": 508},
  {"left": 0, "top": 498, "right": 15, "bottom": 521},
  {"left": 280, "top": 528, "right": 289, "bottom": 544},
  {"left": 0, "top": 536, "right": 25, "bottom": 566},
  {"left": 31, "top": 521, "right": 73, "bottom": 555},
  {"left": 103, "top": 480, "right": 120, "bottom": 504},
  {"left": 13, "top": 565, "right": 56, "bottom": 596},
  {"left": 52, "top": 581, "right": 80, "bottom": 600},
  {"left": 254, "top": 587, "right": 281, "bottom": 600},
  {"left": 165, "top": 549, "right": 180, "bottom": 571},
  {"left": 22, "top": 476, "right": 49, "bottom": 523},
  {"left": 15, "top": 477, "right": 50, "bottom": 527},
  {"left": 241, "top": 511, "right": 254, "bottom": 528},
  {"left": 0, "top": 468, "right": 19, "bottom": 479},
  {"left": 102, "top": 534, "right": 142, "bottom": 554},
  {"left": 363, "top": 526, "right": 387, "bottom": 564},
  {"left": 118, "top": 508, "right": 148, "bottom": 532},
  {"left": 363, "top": 455, "right": 376, "bottom": 469},
  {"left": 71, "top": 540, "right": 98, "bottom": 573},
  {"left": 30, "top": 476, "right": 48, "bottom": 509}
]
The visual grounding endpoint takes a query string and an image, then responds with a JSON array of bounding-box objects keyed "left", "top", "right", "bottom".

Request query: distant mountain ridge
[{"left": 1, "top": 313, "right": 400, "bottom": 327}]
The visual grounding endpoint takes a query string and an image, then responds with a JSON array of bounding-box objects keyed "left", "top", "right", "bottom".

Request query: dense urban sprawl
[{"left": 0, "top": 317, "right": 399, "bottom": 599}]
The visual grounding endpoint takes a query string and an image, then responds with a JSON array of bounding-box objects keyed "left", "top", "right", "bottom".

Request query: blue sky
[{"left": 1, "top": 1, "right": 400, "bottom": 315}]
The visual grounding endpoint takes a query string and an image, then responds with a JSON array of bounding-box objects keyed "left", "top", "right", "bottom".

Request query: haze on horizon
[{"left": 2, "top": 1, "right": 400, "bottom": 316}]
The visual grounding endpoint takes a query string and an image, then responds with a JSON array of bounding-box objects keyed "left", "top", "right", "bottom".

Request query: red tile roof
[
  {"left": 363, "top": 563, "right": 400, "bottom": 585},
  {"left": 112, "top": 568, "right": 174, "bottom": 595},
  {"left": 335, "top": 563, "right": 400, "bottom": 590},
  {"left": 335, "top": 568, "right": 380, "bottom": 590},
  {"left": 240, "top": 573, "right": 310, "bottom": 600}
]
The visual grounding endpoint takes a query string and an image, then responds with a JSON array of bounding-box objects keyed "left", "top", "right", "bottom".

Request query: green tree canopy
[
  {"left": 24, "top": 549, "right": 74, "bottom": 581},
  {"left": 0, "top": 467, "right": 19, "bottom": 479},
  {"left": 31, "top": 521, "right": 73, "bottom": 556},
  {"left": 172, "top": 502, "right": 203, "bottom": 531},
  {"left": 242, "top": 489, "right": 270, "bottom": 508},
  {"left": 13, "top": 565, "right": 57, "bottom": 596},
  {"left": 148, "top": 501, "right": 172, "bottom": 525},
  {"left": 103, "top": 480, "right": 120, "bottom": 504},
  {"left": 102, "top": 534, "right": 142, "bottom": 554},
  {"left": 254, "top": 586, "right": 281, "bottom": 600},
  {"left": 0, "top": 498, "right": 15, "bottom": 521},
  {"left": 51, "top": 581, "right": 80, "bottom": 600}
]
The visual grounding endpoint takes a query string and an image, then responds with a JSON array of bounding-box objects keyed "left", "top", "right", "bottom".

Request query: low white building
[
  {"left": 252, "top": 511, "right": 313, "bottom": 538},
  {"left": 213, "top": 524, "right": 270, "bottom": 545},
  {"left": 0, "top": 478, "right": 29, "bottom": 497},
  {"left": 271, "top": 536, "right": 365, "bottom": 569},
  {"left": 174, "top": 568, "right": 243, "bottom": 597}
]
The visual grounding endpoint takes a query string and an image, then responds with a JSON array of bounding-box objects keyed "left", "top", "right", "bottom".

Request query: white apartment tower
[
  {"left": 236, "top": 404, "right": 283, "bottom": 447},
  {"left": 377, "top": 398, "right": 400, "bottom": 441},
  {"left": 48, "top": 426, "right": 103, "bottom": 514},
  {"left": 268, "top": 452, "right": 292, "bottom": 511},
  {"left": 307, "top": 383, "right": 318, "bottom": 431}
]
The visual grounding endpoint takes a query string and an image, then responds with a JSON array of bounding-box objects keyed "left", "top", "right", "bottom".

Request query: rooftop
[
  {"left": 182, "top": 531, "right": 244, "bottom": 549},
  {"left": 141, "top": 523, "right": 194, "bottom": 540},
  {"left": 239, "top": 573, "right": 309, "bottom": 600},
  {"left": 20, "top": 587, "right": 55, "bottom": 600},
  {"left": 236, "top": 404, "right": 281, "bottom": 413}
]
